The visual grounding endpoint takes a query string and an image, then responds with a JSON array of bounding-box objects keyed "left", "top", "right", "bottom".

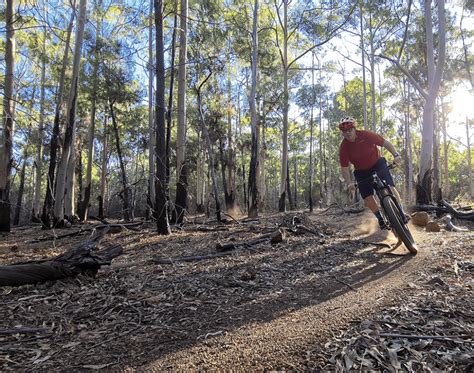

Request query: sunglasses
[{"left": 340, "top": 128, "right": 354, "bottom": 133}]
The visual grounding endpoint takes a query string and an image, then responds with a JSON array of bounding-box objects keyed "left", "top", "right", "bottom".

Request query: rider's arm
[
  {"left": 382, "top": 139, "right": 400, "bottom": 157},
  {"left": 340, "top": 166, "right": 352, "bottom": 185}
]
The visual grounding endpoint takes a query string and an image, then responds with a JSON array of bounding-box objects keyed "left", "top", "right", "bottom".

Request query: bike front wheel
[{"left": 381, "top": 197, "right": 418, "bottom": 254}]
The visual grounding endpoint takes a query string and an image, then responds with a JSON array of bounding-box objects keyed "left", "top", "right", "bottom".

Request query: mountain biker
[{"left": 338, "top": 117, "right": 407, "bottom": 229}]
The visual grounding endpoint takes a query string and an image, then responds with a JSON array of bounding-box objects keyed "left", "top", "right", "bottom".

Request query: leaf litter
[{"left": 0, "top": 212, "right": 472, "bottom": 370}]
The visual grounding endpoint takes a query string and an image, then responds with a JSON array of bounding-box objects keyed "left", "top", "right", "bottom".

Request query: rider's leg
[
  {"left": 355, "top": 166, "right": 388, "bottom": 229},
  {"left": 364, "top": 195, "right": 379, "bottom": 213},
  {"left": 364, "top": 195, "right": 389, "bottom": 229}
]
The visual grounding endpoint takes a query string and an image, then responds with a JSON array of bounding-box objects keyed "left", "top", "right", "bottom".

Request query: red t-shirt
[{"left": 339, "top": 130, "right": 385, "bottom": 170}]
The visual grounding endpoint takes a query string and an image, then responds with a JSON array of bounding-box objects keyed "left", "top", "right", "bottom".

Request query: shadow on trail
[
  {"left": 0, "top": 225, "right": 417, "bottom": 370},
  {"left": 114, "top": 236, "right": 415, "bottom": 368}
]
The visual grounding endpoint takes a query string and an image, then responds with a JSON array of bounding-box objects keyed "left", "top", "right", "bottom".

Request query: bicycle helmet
[{"left": 338, "top": 116, "right": 356, "bottom": 130}]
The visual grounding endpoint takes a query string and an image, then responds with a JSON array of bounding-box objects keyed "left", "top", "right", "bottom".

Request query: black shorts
[{"left": 354, "top": 157, "right": 394, "bottom": 198}]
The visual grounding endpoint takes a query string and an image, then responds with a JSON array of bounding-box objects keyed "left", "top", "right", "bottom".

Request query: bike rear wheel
[{"left": 381, "top": 197, "right": 418, "bottom": 254}]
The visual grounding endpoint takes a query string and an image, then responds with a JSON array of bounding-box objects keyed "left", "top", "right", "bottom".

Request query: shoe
[
  {"left": 378, "top": 219, "right": 390, "bottom": 230},
  {"left": 403, "top": 213, "right": 411, "bottom": 224}
]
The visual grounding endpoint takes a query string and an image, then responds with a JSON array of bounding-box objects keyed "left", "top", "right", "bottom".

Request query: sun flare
[
  {"left": 449, "top": 85, "right": 474, "bottom": 122},
  {"left": 446, "top": 85, "right": 474, "bottom": 141}
]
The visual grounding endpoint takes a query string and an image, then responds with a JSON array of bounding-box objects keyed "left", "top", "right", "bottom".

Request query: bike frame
[
  {"left": 354, "top": 163, "right": 417, "bottom": 253},
  {"left": 371, "top": 167, "right": 405, "bottom": 226}
]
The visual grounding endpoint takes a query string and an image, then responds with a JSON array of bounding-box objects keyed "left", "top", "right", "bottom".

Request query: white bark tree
[
  {"left": 248, "top": 0, "right": 259, "bottom": 218},
  {"left": 53, "top": 0, "right": 88, "bottom": 225},
  {"left": 175, "top": 0, "right": 188, "bottom": 224},
  {"left": 148, "top": 0, "right": 156, "bottom": 218},
  {"left": 0, "top": 0, "right": 16, "bottom": 232}
]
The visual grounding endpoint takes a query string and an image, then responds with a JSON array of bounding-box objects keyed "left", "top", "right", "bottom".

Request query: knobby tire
[{"left": 381, "top": 197, "right": 418, "bottom": 254}]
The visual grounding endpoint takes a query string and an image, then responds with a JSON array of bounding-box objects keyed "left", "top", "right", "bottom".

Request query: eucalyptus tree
[
  {"left": 101, "top": 34, "right": 145, "bottom": 221},
  {"left": 186, "top": 0, "right": 232, "bottom": 219},
  {"left": 154, "top": 0, "right": 170, "bottom": 233},
  {"left": 272, "top": 0, "right": 355, "bottom": 212},
  {"left": 359, "top": 0, "right": 407, "bottom": 131},
  {"left": 32, "top": 2, "right": 49, "bottom": 221},
  {"left": 52, "top": 0, "right": 88, "bottom": 226},
  {"left": 295, "top": 74, "right": 327, "bottom": 210},
  {"left": 247, "top": 0, "right": 260, "bottom": 217},
  {"left": 381, "top": 0, "right": 446, "bottom": 204},
  {"left": 147, "top": 0, "right": 156, "bottom": 219},
  {"left": 77, "top": 0, "right": 104, "bottom": 221},
  {"left": 0, "top": 0, "right": 16, "bottom": 232},
  {"left": 41, "top": 1, "right": 76, "bottom": 228}
]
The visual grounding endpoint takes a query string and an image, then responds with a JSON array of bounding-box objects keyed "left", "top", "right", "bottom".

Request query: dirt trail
[
  {"left": 1, "top": 210, "right": 471, "bottom": 371},
  {"left": 143, "top": 211, "right": 439, "bottom": 370}
]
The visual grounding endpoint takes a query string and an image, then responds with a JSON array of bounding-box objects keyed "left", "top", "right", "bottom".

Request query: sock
[{"left": 374, "top": 211, "right": 383, "bottom": 222}]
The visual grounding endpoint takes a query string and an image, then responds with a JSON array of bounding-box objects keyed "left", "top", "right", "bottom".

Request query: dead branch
[
  {"left": 152, "top": 251, "right": 235, "bottom": 264},
  {"left": 379, "top": 333, "right": 471, "bottom": 341},
  {"left": 27, "top": 222, "right": 143, "bottom": 242},
  {"left": 414, "top": 200, "right": 474, "bottom": 221},
  {"left": 216, "top": 229, "right": 285, "bottom": 252},
  {"left": 0, "top": 230, "right": 123, "bottom": 287},
  {"left": 0, "top": 327, "right": 51, "bottom": 335}
]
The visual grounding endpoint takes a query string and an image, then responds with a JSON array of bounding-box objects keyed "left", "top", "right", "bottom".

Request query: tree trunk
[
  {"left": 286, "top": 159, "right": 294, "bottom": 210},
  {"left": 225, "top": 68, "right": 237, "bottom": 214},
  {"left": 433, "top": 112, "right": 442, "bottom": 202},
  {"left": 466, "top": 117, "right": 473, "bottom": 199},
  {"left": 293, "top": 155, "right": 298, "bottom": 208},
  {"left": 147, "top": 0, "right": 156, "bottom": 219},
  {"left": 14, "top": 154, "right": 27, "bottom": 226},
  {"left": 248, "top": 0, "right": 259, "bottom": 218},
  {"left": 218, "top": 136, "right": 233, "bottom": 212},
  {"left": 196, "top": 133, "right": 205, "bottom": 213},
  {"left": 154, "top": 0, "right": 171, "bottom": 234},
  {"left": 278, "top": 0, "right": 289, "bottom": 212},
  {"left": 33, "top": 17, "right": 47, "bottom": 221},
  {"left": 78, "top": 4, "right": 101, "bottom": 221},
  {"left": 0, "top": 0, "right": 16, "bottom": 232},
  {"left": 404, "top": 80, "right": 414, "bottom": 204},
  {"left": 258, "top": 116, "right": 266, "bottom": 210},
  {"left": 110, "top": 103, "right": 132, "bottom": 222},
  {"left": 41, "top": 1, "right": 76, "bottom": 228},
  {"left": 238, "top": 89, "right": 247, "bottom": 209},
  {"left": 64, "top": 130, "right": 77, "bottom": 222},
  {"left": 359, "top": 1, "right": 368, "bottom": 130},
  {"left": 309, "top": 51, "right": 315, "bottom": 212},
  {"left": 368, "top": 11, "right": 377, "bottom": 131},
  {"left": 196, "top": 74, "right": 221, "bottom": 222},
  {"left": 174, "top": 0, "right": 188, "bottom": 224},
  {"left": 52, "top": 0, "right": 87, "bottom": 227},
  {"left": 98, "top": 117, "right": 108, "bottom": 219},
  {"left": 441, "top": 98, "right": 450, "bottom": 198},
  {"left": 166, "top": 1, "right": 178, "bottom": 219},
  {"left": 417, "top": 0, "right": 446, "bottom": 205}
]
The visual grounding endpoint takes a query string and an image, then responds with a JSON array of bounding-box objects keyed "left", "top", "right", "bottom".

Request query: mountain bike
[{"left": 356, "top": 164, "right": 418, "bottom": 254}]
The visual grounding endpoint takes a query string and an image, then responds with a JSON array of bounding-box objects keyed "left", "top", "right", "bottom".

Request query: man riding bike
[{"left": 338, "top": 117, "right": 407, "bottom": 230}]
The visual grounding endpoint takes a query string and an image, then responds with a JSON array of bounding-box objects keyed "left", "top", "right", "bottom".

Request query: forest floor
[{"left": 0, "top": 207, "right": 472, "bottom": 371}]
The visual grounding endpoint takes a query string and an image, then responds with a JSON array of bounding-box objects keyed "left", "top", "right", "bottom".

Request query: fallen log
[
  {"left": 27, "top": 222, "right": 143, "bottom": 242},
  {"left": 440, "top": 214, "right": 469, "bottom": 232},
  {"left": 0, "top": 229, "right": 123, "bottom": 287},
  {"left": 186, "top": 225, "right": 229, "bottom": 232},
  {"left": 414, "top": 200, "right": 474, "bottom": 221},
  {"left": 439, "top": 200, "right": 474, "bottom": 220},
  {"left": 0, "top": 327, "right": 51, "bottom": 335}
]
